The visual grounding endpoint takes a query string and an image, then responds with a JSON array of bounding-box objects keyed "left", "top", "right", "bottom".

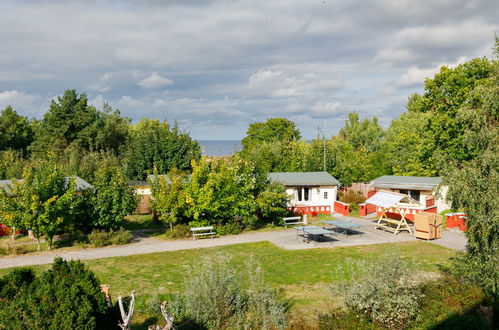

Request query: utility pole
[{"left": 323, "top": 120, "right": 326, "bottom": 172}]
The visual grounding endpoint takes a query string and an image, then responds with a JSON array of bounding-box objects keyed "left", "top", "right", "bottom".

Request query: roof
[
  {"left": 268, "top": 172, "right": 340, "bottom": 186},
  {"left": 148, "top": 174, "right": 171, "bottom": 184},
  {"left": 128, "top": 180, "right": 149, "bottom": 187},
  {"left": 372, "top": 175, "right": 441, "bottom": 191},
  {"left": 0, "top": 176, "right": 93, "bottom": 192},
  {"left": 365, "top": 191, "right": 421, "bottom": 208}
]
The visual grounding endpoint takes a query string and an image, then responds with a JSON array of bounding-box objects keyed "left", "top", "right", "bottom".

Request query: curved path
[{"left": 0, "top": 216, "right": 467, "bottom": 270}]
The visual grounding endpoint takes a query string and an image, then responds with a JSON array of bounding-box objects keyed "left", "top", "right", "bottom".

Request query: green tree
[
  {"left": 241, "top": 117, "right": 301, "bottom": 150},
  {"left": 30, "top": 90, "right": 100, "bottom": 153},
  {"left": 0, "top": 179, "right": 24, "bottom": 240},
  {"left": 0, "top": 258, "right": 116, "bottom": 329},
  {"left": 123, "top": 118, "right": 201, "bottom": 180},
  {"left": 338, "top": 112, "right": 385, "bottom": 152},
  {"left": 443, "top": 38, "right": 499, "bottom": 302},
  {"left": 0, "top": 150, "right": 29, "bottom": 180},
  {"left": 15, "top": 160, "right": 80, "bottom": 250},
  {"left": 0, "top": 106, "right": 34, "bottom": 152},
  {"left": 149, "top": 167, "right": 187, "bottom": 230},
  {"left": 91, "top": 162, "right": 138, "bottom": 230}
]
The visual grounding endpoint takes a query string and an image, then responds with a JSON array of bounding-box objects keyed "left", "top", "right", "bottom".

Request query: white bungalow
[{"left": 268, "top": 172, "right": 340, "bottom": 215}]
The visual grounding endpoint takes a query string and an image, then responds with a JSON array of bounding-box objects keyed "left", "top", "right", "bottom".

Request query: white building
[{"left": 268, "top": 172, "right": 340, "bottom": 215}]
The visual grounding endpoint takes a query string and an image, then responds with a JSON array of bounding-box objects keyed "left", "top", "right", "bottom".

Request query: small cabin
[
  {"left": 268, "top": 171, "right": 340, "bottom": 215},
  {"left": 371, "top": 175, "right": 450, "bottom": 213}
]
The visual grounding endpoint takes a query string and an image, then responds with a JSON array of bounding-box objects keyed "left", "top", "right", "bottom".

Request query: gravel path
[{"left": 0, "top": 215, "right": 467, "bottom": 270}]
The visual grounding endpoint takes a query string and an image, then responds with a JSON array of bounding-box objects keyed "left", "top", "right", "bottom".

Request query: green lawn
[{"left": 0, "top": 241, "right": 455, "bottom": 307}]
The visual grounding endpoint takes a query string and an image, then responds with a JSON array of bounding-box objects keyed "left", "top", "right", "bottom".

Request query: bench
[
  {"left": 191, "top": 226, "right": 216, "bottom": 240},
  {"left": 283, "top": 216, "right": 304, "bottom": 228}
]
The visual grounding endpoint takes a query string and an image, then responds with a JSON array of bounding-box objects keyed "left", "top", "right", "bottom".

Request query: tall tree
[
  {"left": 91, "top": 161, "right": 138, "bottom": 230},
  {"left": 241, "top": 118, "right": 301, "bottom": 149},
  {"left": 338, "top": 112, "right": 384, "bottom": 152},
  {"left": 443, "top": 37, "right": 499, "bottom": 302},
  {"left": 30, "top": 90, "right": 100, "bottom": 152},
  {"left": 0, "top": 106, "right": 34, "bottom": 152},
  {"left": 123, "top": 118, "right": 200, "bottom": 180}
]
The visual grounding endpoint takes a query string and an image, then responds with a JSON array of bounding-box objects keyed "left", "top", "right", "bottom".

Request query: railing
[{"left": 288, "top": 205, "right": 331, "bottom": 216}]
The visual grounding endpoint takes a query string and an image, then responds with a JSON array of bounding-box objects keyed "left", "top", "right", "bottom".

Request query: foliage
[
  {"left": 88, "top": 227, "right": 132, "bottom": 247},
  {"left": 174, "top": 254, "right": 287, "bottom": 329},
  {"left": 30, "top": 90, "right": 130, "bottom": 154},
  {"left": 338, "top": 112, "right": 385, "bottom": 152},
  {"left": 9, "top": 159, "right": 82, "bottom": 250},
  {"left": 0, "top": 258, "right": 116, "bottom": 329},
  {"left": 163, "top": 224, "right": 191, "bottom": 239},
  {"left": 91, "top": 161, "right": 138, "bottom": 230},
  {"left": 123, "top": 118, "right": 201, "bottom": 180},
  {"left": 338, "top": 189, "right": 366, "bottom": 206},
  {"left": 0, "top": 238, "right": 25, "bottom": 256},
  {"left": 333, "top": 253, "right": 424, "bottom": 329},
  {"left": 441, "top": 39, "right": 499, "bottom": 303},
  {"left": 0, "top": 149, "right": 30, "bottom": 180},
  {"left": 241, "top": 117, "right": 301, "bottom": 150},
  {"left": 149, "top": 167, "right": 187, "bottom": 229},
  {"left": 0, "top": 106, "right": 34, "bottom": 153}
]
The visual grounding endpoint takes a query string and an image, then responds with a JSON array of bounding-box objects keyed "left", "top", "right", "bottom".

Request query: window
[
  {"left": 296, "top": 187, "right": 310, "bottom": 202},
  {"left": 303, "top": 188, "right": 309, "bottom": 201},
  {"left": 399, "top": 189, "right": 420, "bottom": 201},
  {"left": 324, "top": 191, "right": 328, "bottom": 199}
]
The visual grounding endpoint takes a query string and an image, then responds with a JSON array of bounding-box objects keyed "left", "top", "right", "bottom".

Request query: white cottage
[{"left": 268, "top": 172, "right": 340, "bottom": 215}]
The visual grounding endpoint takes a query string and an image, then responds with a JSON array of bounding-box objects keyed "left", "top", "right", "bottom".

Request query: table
[
  {"left": 321, "top": 220, "right": 362, "bottom": 236},
  {"left": 293, "top": 226, "right": 336, "bottom": 245}
]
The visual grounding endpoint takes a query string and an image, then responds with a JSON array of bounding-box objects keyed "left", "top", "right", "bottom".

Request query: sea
[{"left": 198, "top": 140, "right": 242, "bottom": 156}]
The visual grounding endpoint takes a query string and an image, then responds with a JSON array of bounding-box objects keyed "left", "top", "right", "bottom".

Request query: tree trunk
[
  {"left": 169, "top": 222, "right": 173, "bottom": 231},
  {"left": 11, "top": 226, "right": 16, "bottom": 241},
  {"left": 36, "top": 236, "right": 41, "bottom": 251}
]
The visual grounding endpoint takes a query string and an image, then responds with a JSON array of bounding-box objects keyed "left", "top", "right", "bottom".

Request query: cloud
[
  {"left": 396, "top": 57, "right": 467, "bottom": 88},
  {"left": 0, "top": 90, "right": 40, "bottom": 109},
  {"left": 138, "top": 72, "right": 173, "bottom": 89}
]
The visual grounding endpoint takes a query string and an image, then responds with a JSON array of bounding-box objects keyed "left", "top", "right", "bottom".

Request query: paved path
[{"left": 0, "top": 215, "right": 467, "bottom": 270}]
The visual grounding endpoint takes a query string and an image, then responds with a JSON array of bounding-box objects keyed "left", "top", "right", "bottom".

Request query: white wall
[{"left": 286, "top": 185, "right": 337, "bottom": 206}]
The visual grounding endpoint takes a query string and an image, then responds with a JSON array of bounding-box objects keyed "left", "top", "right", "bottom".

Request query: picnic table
[
  {"left": 321, "top": 220, "right": 362, "bottom": 236},
  {"left": 293, "top": 225, "right": 336, "bottom": 245}
]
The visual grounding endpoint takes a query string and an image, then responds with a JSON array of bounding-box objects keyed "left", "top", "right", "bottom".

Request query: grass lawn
[
  {"left": 121, "top": 214, "right": 166, "bottom": 230},
  {"left": 0, "top": 240, "right": 456, "bottom": 323}
]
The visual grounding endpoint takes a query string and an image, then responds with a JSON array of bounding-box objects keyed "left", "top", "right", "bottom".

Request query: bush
[
  {"left": 109, "top": 227, "right": 133, "bottom": 245},
  {"left": 174, "top": 254, "right": 288, "bottom": 329},
  {"left": 0, "top": 258, "right": 117, "bottom": 328},
  {"left": 88, "top": 228, "right": 132, "bottom": 247},
  {"left": 164, "top": 224, "right": 191, "bottom": 239},
  {"left": 0, "top": 238, "right": 25, "bottom": 256},
  {"left": 339, "top": 189, "right": 366, "bottom": 206},
  {"left": 88, "top": 229, "right": 111, "bottom": 247},
  {"left": 332, "top": 253, "right": 423, "bottom": 329}
]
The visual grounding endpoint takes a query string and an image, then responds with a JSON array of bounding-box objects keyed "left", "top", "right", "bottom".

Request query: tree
[
  {"left": 15, "top": 159, "right": 81, "bottom": 250},
  {"left": 241, "top": 118, "right": 301, "bottom": 150},
  {"left": 123, "top": 118, "right": 201, "bottom": 180},
  {"left": 0, "top": 106, "right": 34, "bottom": 152},
  {"left": 0, "top": 150, "right": 29, "bottom": 180},
  {"left": 442, "top": 38, "right": 499, "bottom": 303},
  {"left": 91, "top": 162, "right": 138, "bottom": 230},
  {"left": 30, "top": 90, "right": 100, "bottom": 153},
  {"left": 338, "top": 112, "right": 384, "bottom": 152},
  {"left": 149, "top": 167, "right": 187, "bottom": 230},
  {"left": 0, "top": 258, "right": 116, "bottom": 328},
  {"left": 0, "top": 179, "right": 24, "bottom": 240}
]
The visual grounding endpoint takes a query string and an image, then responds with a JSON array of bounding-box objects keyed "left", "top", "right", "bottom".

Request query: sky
[{"left": 0, "top": 0, "right": 498, "bottom": 140}]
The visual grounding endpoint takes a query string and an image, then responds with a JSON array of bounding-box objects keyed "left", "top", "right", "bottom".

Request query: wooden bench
[
  {"left": 283, "top": 216, "right": 304, "bottom": 228},
  {"left": 191, "top": 226, "right": 216, "bottom": 240}
]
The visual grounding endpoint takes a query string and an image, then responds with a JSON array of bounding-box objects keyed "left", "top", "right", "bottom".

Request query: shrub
[
  {"left": 332, "top": 253, "right": 423, "bottom": 329},
  {"left": 0, "top": 238, "right": 25, "bottom": 256},
  {"left": 339, "top": 189, "right": 366, "bottom": 206},
  {"left": 174, "top": 254, "right": 287, "bottom": 329},
  {"left": 109, "top": 227, "right": 132, "bottom": 245},
  {"left": 164, "top": 224, "right": 191, "bottom": 239},
  {"left": 88, "top": 229, "right": 111, "bottom": 247},
  {"left": 0, "top": 258, "right": 117, "bottom": 328},
  {"left": 88, "top": 228, "right": 132, "bottom": 247}
]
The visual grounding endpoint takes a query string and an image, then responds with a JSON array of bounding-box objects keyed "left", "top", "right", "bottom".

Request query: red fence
[
  {"left": 446, "top": 212, "right": 467, "bottom": 231},
  {"left": 359, "top": 203, "right": 376, "bottom": 216},
  {"left": 288, "top": 205, "right": 331, "bottom": 216},
  {"left": 375, "top": 206, "right": 437, "bottom": 221},
  {"left": 334, "top": 201, "right": 350, "bottom": 216}
]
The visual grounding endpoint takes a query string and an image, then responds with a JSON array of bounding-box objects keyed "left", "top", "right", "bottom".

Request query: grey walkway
[{"left": 0, "top": 215, "right": 467, "bottom": 270}]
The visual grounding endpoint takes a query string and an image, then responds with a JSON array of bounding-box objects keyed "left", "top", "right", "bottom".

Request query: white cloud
[
  {"left": 118, "top": 95, "right": 144, "bottom": 108},
  {"left": 138, "top": 72, "right": 173, "bottom": 89},
  {"left": 396, "top": 57, "right": 467, "bottom": 88},
  {"left": 310, "top": 102, "right": 342, "bottom": 118},
  {"left": 0, "top": 90, "right": 40, "bottom": 109}
]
